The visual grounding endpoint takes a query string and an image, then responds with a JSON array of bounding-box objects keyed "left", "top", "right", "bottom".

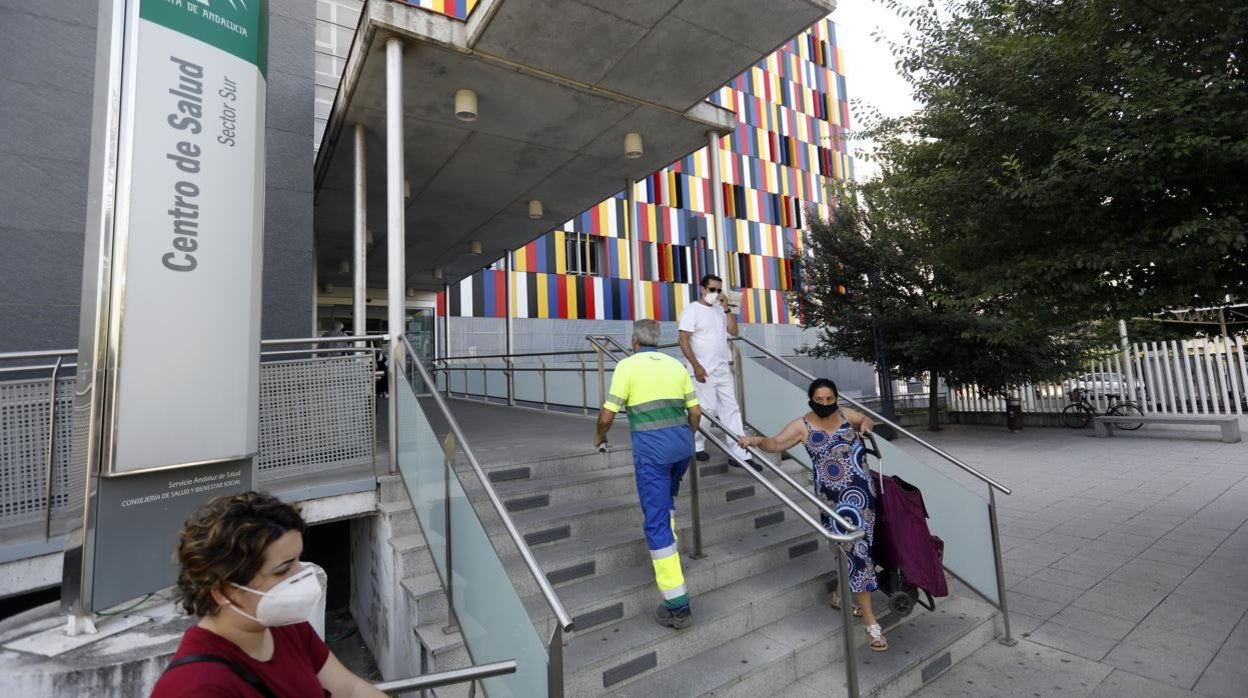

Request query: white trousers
[{"left": 692, "top": 365, "right": 750, "bottom": 461}]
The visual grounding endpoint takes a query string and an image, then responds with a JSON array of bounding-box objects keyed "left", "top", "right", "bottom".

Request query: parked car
[{"left": 1061, "top": 372, "right": 1145, "bottom": 398}]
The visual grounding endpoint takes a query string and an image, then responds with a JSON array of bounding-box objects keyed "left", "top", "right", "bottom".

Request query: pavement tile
[
  {"left": 1054, "top": 519, "right": 1115, "bottom": 539},
  {"left": 1106, "top": 558, "right": 1195, "bottom": 593},
  {"left": 1195, "top": 644, "right": 1248, "bottom": 698},
  {"left": 1089, "top": 669, "right": 1197, "bottom": 697},
  {"left": 1071, "top": 583, "right": 1168, "bottom": 623},
  {"left": 1093, "top": 531, "right": 1159, "bottom": 554},
  {"left": 1146, "top": 536, "right": 1222, "bottom": 557},
  {"left": 1028, "top": 566, "right": 1104, "bottom": 592},
  {"left": 1045, "top": 607, "right": 1138, "bottom": 642},
  {"left": 1103, "top": 625, "right": 1220, "bottom": 690},
  {"left": 1012, "top": 577, "right": 1086, "bottom": 605},
  {"left": 913, "top": 639, "right": 1113, "bottom": 698},
  {"left": 1006, "top": 540, "right": 1070, "bottom": 568},
  {"left": 1137, "top": 590, "right": 1246, "bottom": 644},
  {"left": 1007, "top": 591, "right": 1067, "bottom": 621},
  {"left": 1135, "top": 546, "right": 1208, "bottom": 568},
  {"left": 1034, "top": 531, "right": 1094, "bottom": 554},
  {"left": 1005, "top": 559, "right": 1046, "bottom": 587},
  {"left": 1052, "top": 550, "right": 1134, "bottom": 578},
  {"left": 1028, "top": 620, "right": 1119, "bottom": 661},
  {"left": 1007, "top": 611, "right": 1046, "bottom": 638}
]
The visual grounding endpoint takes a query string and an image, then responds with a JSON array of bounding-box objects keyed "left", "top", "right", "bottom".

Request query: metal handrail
[
  {"left": 435, "top": 348, "right": 600, "bottom": 362},
  {"left": 375, "top": 659, "right": 517, "bottom": 694},
  {"left": 396, "top": 335, "right": 575, "bottom": 632},
  {"left": 261, "top": 334, "right": 390, "bottom": 345},
  {"left": 731, "top": 335, "right": 1012, "bottom": 496}
]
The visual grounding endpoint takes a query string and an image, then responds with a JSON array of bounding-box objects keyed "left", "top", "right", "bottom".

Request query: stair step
[
  {"left": 779, "top": 595, "right": 998, "bottom": 698},
  {"left": 563, "top": 554, "right": 835, "bottom": 696},
  {"left": 608, "top": 595, "right": 995, "bottom": 697},
  {"left": 401, "top": 572, "right": 448, "bottom": 625},
  {"left": 522, "top": 520, "right": 825, "bottom": 634}
]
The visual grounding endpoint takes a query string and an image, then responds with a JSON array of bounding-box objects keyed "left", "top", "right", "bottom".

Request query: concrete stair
[{"left": 378, "top": 439, "right": 1003, "bottom": 697}]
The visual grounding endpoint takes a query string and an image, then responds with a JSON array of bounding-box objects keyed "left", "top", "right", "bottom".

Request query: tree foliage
[
  {"left": 866, "top": 0, "right": 1247, "bottom": 325},
  {"left": 791, "top": 183, "right": 1088, "bottom": 415}
]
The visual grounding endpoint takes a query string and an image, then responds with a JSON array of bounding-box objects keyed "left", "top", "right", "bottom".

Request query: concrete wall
[{"left": 0, "top": 0, "right": 316, "bottom": 353}]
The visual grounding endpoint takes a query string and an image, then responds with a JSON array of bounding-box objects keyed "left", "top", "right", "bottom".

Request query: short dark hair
[
  {"left": 700, "top": 274, "right": 723, "bottom": 288},
  {"left": 807, "top": 378, "right": 839, "bottom": 399},
  {"left": 174, "top": 491, "right": 306, "bottom": 617}
]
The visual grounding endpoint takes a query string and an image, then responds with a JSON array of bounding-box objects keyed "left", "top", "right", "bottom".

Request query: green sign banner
[{"left": 140, "top": 0, "right": 267, "bottom": 76}]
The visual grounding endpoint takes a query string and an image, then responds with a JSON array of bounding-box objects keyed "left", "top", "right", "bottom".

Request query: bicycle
[{"left": 1061, "top": 388, "right": 1144, "bottom": 430}]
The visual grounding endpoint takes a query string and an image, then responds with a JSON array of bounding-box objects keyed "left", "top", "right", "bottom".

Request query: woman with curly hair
[
  {"left": 151, "top": 491, "right": 383, "bottom": 697},
  {"left": 737, "top": 378, "right": 887, "bottom": 652}
]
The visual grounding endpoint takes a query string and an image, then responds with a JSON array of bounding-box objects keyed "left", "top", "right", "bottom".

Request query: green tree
[
  {"left": 791, "top": 182, "right": 1087, "bottom": 429},
  {"left": 867, "top": 0, "right": 1247, "bottom": 326}
]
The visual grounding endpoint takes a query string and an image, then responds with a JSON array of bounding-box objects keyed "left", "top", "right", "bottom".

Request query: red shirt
[{"left": 150, "top": 622, "right": 329, "bottom": 697}]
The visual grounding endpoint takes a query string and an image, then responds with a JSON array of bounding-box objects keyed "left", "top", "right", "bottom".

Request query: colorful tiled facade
[
  {"left": 440, "top": 17, "right": 851, "bottom": 326},
  {"left": 400, "top": 0, "right": 481, "bottom": 21}
]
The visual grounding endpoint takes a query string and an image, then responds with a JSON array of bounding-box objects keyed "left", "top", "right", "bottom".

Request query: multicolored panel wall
[
  {"left": 440, "top": 16, "right": 851, "bottom": 324},
  {"left": 399, "top": 0, "right": 479, "bottom": 21}
]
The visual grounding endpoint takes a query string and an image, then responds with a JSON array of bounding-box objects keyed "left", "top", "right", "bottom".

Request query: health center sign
[
  {"left": 64, "top": 0, "right": 267, "bottom": 616},
  {"left": 112, "top": 0, "right": 266, "bottom": 474}
]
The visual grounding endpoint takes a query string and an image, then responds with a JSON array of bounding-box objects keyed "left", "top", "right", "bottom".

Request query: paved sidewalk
[{"left": 902, "top": 424, "right": 1248, "bottom": 697}]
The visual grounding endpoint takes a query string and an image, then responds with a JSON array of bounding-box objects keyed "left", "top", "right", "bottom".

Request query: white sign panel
[{"left": 110, "top": 0, "right": 267, "bottom": 474}]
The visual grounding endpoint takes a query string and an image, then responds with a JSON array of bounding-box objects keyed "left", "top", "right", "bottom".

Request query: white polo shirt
[{"left": 678, "top": 300, "right": 731, "bottom": 374}]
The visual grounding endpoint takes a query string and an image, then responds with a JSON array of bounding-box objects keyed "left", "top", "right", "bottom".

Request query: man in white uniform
[{"left": 678, "top": 274, "right": 757, "bottom": 470}]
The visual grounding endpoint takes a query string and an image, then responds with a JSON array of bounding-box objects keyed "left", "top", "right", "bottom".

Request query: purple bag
[{"left": 871, "top": 470, "right": 949, "bottom": 599}]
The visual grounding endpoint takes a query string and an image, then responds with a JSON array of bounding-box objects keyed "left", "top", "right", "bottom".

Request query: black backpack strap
[{"left": 165, "top": 653, "right": 279, "bottom": 698}]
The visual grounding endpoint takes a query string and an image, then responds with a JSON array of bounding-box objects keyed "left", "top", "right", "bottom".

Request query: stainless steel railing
[
  {"left": 583, "top": 335, "right": 866, "bottom": 698},
  {"left": 396, "top": 335, "right": 574, "bottom": 696},
  {"left": 731, "top": 335, "right": 1012, "bottom": 496},
  {"left": 375, "top": 659, "right": 517, "bottom": 695},
  {"left": 0, "top": 336, "right": 385, "bottom": 550}
]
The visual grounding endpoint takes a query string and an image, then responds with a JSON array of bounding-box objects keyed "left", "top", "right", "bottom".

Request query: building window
[{"left": 565, "top": 232, "right": 601, "bottom": 276}]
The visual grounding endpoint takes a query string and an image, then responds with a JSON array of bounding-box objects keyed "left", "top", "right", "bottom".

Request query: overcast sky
[{"left": 830, "top": 1, "right": 922, "bottom": 179}]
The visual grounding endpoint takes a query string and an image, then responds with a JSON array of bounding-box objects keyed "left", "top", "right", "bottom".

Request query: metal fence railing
[
  {"left": 0, "top": 337, "right": 383, "bottom": 554},
  {"left": 950, "top": 334, "right": 1248, "bottom": 417}
]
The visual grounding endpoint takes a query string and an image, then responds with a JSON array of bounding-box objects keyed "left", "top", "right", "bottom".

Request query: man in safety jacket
[{"left": 594, "top": 318, "right": 702, "bottom": 628}]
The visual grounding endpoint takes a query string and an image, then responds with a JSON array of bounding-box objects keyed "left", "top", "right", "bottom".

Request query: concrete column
[
  {"left": 627, "top": 179, "right": 644, "bottom": 319},
  {"left": 707, "top": 131, "right": 731, "bottom": 286},
  {"left": 386, "top": 38, "right": 405, "bottom": 472},
  {"left": 353, "top": 123, "right": 367, "bottom": 344}
]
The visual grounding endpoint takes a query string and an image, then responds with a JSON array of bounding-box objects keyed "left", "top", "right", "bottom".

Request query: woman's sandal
[
  {"left": 865, "top": 623, "right": 888, "bottom": 652},
  {"left": 828, "top": 593, "right": 862, "bottom": 617}
]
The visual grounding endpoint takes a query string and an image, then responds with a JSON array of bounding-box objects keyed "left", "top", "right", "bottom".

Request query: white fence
[{"left": 949, "top": 335, "right": 1248, "bottom": 417}]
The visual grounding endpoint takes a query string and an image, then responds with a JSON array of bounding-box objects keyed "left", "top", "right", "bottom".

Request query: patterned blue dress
[{"left": 804, "top": 417, "right": 878, "bottom": 593}]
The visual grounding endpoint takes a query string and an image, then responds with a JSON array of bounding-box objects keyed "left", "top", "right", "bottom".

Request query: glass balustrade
[
  {"left": 738, "top": 353, "right": 1002, "bottom": 605},
  {"left": 395, "top": 362, "right": 551, "bottom": 696}
]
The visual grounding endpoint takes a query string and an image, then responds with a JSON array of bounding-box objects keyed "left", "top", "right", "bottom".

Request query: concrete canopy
[{"left": 313, "top": 0, "right": 835, "bottom": 293}]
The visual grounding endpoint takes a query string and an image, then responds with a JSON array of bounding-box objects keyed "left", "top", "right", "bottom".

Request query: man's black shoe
[
  {"left": 695, "top": 451, "right": 710, "bottom": 462},
  {"left": 655, "top": 604, "right": 693, "bottom": 629}
]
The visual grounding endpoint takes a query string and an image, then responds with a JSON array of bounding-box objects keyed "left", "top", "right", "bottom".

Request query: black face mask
[{"left": 809, "top": 400, "right": 838, "bottom": 418}]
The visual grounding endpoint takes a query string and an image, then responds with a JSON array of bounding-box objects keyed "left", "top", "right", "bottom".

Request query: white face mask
[
  {"left": 226, "top": 565, "right": 323, "bottom": 627},
  {"left": 703, "top": 291, "right": 720, "bottom": 305}
]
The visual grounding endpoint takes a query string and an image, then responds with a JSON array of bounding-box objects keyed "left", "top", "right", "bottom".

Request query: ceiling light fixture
[
  {"left": 528, "top": 199, "right": 544, "bottom": 219},
  {"left": 469, "top": 241, "right": 482, "bottom": 255},
  {"left": 455, "top": 89, "right": 478, "bottom": 122},
  {"left": 624, "top": 132, "right": 643, "bottom": 159}
]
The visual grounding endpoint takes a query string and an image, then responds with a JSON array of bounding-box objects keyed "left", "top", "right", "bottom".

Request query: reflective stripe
[
  {"left": 632, "top": 417, "right": 689, "bottom": 432},
  {"left": 649, "top": 544, "right": 678, "bottom": 560}
]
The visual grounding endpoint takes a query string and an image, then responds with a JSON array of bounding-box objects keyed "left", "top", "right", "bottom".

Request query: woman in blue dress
[{"left": 739, "top": 378, "right": 886, "bottom": 651}]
